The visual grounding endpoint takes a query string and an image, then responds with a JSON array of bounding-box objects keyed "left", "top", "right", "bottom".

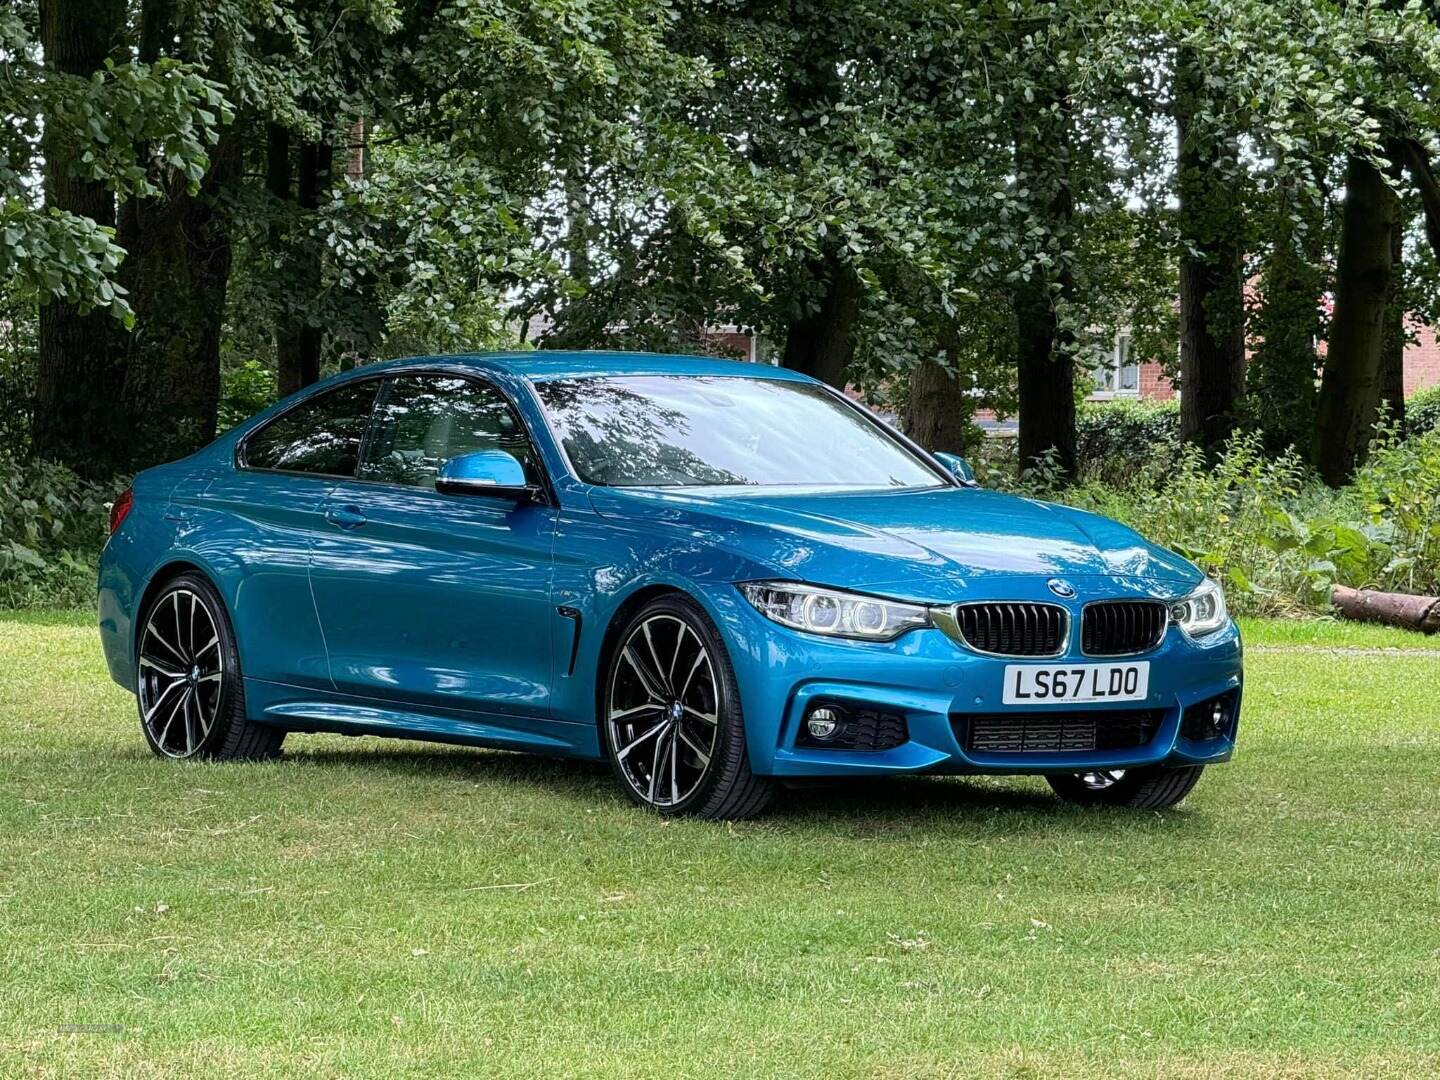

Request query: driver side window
[{"left": 359, "top": 375, "right": 540, "bottom": 490}]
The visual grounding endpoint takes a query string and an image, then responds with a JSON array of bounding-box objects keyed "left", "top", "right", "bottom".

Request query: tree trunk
[
  {"left": 1011, "top": 84, "right": 1076, "bottom": 477},
  {"left": 118, "top": 131, "right": 242, "bottom": 467},
  {"left": 1379, "top": 208, "right": 1406, "bottom": 434},
  {"left": 1246, "top": 182, "right": 1324, "bottom": 456},
  {"left": 277, "top": 140, "right": 333, "bottom": 396},
  {"left": 782, "top": 257, "right": 860, "bottom": 389},
  {"left": 1013, "top": 275, "right": 1076, "bottom": 476},
  {"left": 1175, "top": 49, "right": 1246, "bottom": 455},
  {"left": 1313, "top": 155, "right": 1399, "bottom": 486},
  {"left": 1400, "top": 139, "right": 1440, "bottom": 261},
  {"left": 904, "top": 329, "right": 972, "bottom": 454},
  {"left": 31, "top": 0, "right": 128, "bottom": 475}
]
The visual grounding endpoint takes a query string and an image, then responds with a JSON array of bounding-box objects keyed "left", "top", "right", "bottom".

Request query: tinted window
[
  {"left": 535, "top": 375, "right": 943, "bottom": 489},
  {"left": 244, "top": 381, "right": 379, "bottom": 476},
  {"left": 360, "top": 375, "right": 540, "bottom": 489}
]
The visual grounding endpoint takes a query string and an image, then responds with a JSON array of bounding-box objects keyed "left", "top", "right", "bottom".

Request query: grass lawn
[{"left": 3, "top": 611, "right": 1439, "bottom": 1078}]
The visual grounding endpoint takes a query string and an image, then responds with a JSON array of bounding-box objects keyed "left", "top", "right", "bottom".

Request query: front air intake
[{"left": 956, "top": 708, "right": 1164, "bottom": 755}]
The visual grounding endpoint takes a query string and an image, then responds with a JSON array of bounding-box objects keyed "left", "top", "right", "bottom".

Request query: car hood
[{"left": 588, "top": 485, "right": 1202, "bottom": 601}]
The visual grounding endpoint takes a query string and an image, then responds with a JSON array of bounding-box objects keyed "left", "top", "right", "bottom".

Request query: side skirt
[{"left": 242, "top": 677, "right": 604, "bottom": 759}]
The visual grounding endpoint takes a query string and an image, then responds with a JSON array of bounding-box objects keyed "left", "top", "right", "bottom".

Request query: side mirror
[
  {"left": 435, "top": 449, "right": 540, "bottom": 501},
  {"left": 933, "top": 451, "right": 979, "bottom": 488}
]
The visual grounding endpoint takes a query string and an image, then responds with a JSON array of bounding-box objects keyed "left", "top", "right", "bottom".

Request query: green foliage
[
  {"left": 1408, "top": 385, "right": 1440, "bottom": 436},
  {"left": 1073, "top": 400, "right": 1181, "bottom": 485},
  {"left": 0, "top": 278, "right": 38, "bottom": 450},
  {"left": 1058, "top": 428, "right": 1440, "bottom": 616},
  {"left": 1350, "top": 425, "right": 1440, "bottom": 597},
  {"left": 0, "top": 452, "right": 117, "bottom": 609},
  {"left": 0, "top": 8, "right": 230, "bottom": 321},
  {"left": 217, "top": 360, "right": 278, "bottom": 432}
]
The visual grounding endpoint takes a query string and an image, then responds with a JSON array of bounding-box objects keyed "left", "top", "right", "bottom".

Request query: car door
[
  {"left": 308, "top": 372, "right": 558, "bottom": 721},
  {"left": 197, "top": 378, "right": 383, "bottom": 689}
]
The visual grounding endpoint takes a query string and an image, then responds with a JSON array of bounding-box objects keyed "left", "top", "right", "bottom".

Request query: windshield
[{"left": 534, "top": 375, "right": 945, "bottom": 489}]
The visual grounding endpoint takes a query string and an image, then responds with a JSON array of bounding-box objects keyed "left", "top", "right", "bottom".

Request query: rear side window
[
  {"left": 243, "top": 381, "right": 379, "bottom": 476},
  {"left": 359, "top": 374, "right": 541, "bottom": 489}
]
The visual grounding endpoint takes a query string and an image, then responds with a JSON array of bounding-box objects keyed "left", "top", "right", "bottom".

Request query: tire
[
  {"left": 1046, "top": 764, "right": 1204, "bottom": 810},
  {"left": 135, "top": 572, "right": 284, "bottom": 762},
  {"left": 600, "top": 594, "right": 773, "bottom": 820}
]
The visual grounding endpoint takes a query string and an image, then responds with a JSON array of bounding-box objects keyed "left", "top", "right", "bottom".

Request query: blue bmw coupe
[{"left": 99, "top": 352, "right": 1242, "bottom": 819}]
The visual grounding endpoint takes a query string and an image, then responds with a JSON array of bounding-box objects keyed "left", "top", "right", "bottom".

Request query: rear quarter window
[{"left": 243, "top": 381, "right": 380, "bottom": 477}]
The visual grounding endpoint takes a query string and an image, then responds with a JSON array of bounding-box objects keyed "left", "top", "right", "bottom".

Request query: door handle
[{"left": 325, "top": 505, "right": 367, "bottom": 530}]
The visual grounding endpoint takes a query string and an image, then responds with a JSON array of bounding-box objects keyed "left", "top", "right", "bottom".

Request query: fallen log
[{"left": 1331, "top": 585, "right": 1440, "bottom": 634}]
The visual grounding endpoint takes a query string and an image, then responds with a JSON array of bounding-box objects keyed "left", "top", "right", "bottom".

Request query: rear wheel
[
  {"left": 136, "top": 573, "right": 284, "bottom": 761},
  {"left": 601, "top": 595, "right": 773, "bottom": 820},
  {"left": 1046, "top": 765, "right": 1203, "bottom": 809}
]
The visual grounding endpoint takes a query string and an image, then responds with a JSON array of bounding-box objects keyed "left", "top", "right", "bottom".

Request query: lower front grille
[{"left": 956, "top": 708, "right": 1163, "bottom": 755}]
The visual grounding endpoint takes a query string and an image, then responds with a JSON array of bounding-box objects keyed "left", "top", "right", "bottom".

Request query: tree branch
[{"left": 1401, "top": 138, "right": 1440, "bottom": 259}]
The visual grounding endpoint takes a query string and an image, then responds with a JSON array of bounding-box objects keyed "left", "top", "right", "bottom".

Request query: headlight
[
  {"left": 738, "top": 582, "right": 931, "bottom": 641},
  {"left": 1170, "top": 578, "right": 1228, "bottom": 638}
]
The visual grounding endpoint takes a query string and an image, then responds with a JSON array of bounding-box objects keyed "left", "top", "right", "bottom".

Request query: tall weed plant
[{"left": 0, "top": 452, "right": 118, "bottom": 609}]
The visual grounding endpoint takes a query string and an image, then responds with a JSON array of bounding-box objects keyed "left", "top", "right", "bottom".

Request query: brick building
[{"left": 1092, "top": 325, "right": 1440, "bottom": 404}]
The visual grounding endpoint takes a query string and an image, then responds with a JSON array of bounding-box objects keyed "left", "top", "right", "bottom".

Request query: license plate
[{"left": 1003, "top": 662, "right": 1150, "bottom": 705}]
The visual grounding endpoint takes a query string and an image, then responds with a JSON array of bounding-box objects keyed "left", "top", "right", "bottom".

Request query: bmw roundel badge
[{"left": 1047, "top": 578, "right": 1077, "bottom": 599}]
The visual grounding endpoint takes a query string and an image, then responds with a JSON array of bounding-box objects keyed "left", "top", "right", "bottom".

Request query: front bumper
[{"left": 710, "top": 586, "right": 1243, "bottom": 778}]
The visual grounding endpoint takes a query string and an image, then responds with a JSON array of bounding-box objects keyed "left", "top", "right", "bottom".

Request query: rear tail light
[{"left": 109, "top": 488, "right": 134, "bottom": 534}]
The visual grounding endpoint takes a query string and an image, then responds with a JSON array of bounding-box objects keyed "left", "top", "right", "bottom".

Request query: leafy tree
[{"left": 7, "top": 0, "right": 226, "bottom": 472}]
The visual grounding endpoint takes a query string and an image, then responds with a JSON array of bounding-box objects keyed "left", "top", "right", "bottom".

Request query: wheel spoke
[
  {"left": 139, "top": 656, "right": 185, "bottom": 680},
  {"left": 183, "top": 691, "right": 197, "bottom": 754},
  {"left": 669, "top": 623, "right": 691, "bottom": 692},
  {"left": 197, "top": 686, "right": 216, "bottom": 737},
  {"left": 610, "top": 703, "right": 663, "bottom": 722},
  {"left": 143, "top": 678, "right": 184, "bottom": 723},
  {"left": 668, "top": 729, "right": 679, "bottom": 804},
  {"left": 621, "top": 645, "right": 667, "bottom": 703},
  {"left": 647, "top": 727, "right": 665, "bottom": 802},
  {"left": 194, "top": 635, "right": 219, "bottom": 658},
  {"left": 187, "top": 591, "right": 198, "bottom": 657},
  {"left": 676, "top": 722, "right": 711, "bottom": 767},
  {"left": 155, "top": 687, "right": 188, "bottom": 748},
  {"left": 616, "top": 719, "right": 668, "bottom": 762},
  {"left": 679, "top": 641, "right": 707, "bottom": 702},
  {"left": 684, "top": 705, "right": 717, "bottom": 726},
  {"left": 145, "top": 621, "right": 188, "bottom": 666},
  {"left": 171, "top": 592, "right": 186, "bottom": 657},
  {"left": 641, "top": 622, "right": 671, "bottom": 696}
]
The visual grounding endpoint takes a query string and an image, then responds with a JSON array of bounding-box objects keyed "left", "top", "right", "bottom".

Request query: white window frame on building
[{"left": 1090, "top": 331, "right": 1140, "bottom": 399}]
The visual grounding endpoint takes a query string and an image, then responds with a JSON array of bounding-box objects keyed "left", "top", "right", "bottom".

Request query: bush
[
  {"left": 1059, "top": 428, "right": 1440, "bottom": 616},
  {"left": 0, "top": 452, "right": 120, "bottom": 609},
  {"left": 1074, "top": 399, "right": 1181, "bottom": 485},
  {"left": 1408, "top": 385, "right": 1440, "bottom": 437}
]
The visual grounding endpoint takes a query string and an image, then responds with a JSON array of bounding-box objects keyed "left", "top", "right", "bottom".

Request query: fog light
[{"left": 806, "top": 706, "right": 842, "bottom": 740}]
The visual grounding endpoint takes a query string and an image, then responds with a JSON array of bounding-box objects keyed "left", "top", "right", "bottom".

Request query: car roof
[{"left": 353, "top": 350, "right": 814, "bottom": 384}]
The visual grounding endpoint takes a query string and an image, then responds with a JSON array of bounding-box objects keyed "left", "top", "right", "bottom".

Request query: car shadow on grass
[{"left": 276, "top": 740, "right": 1188, "bottom": 831}]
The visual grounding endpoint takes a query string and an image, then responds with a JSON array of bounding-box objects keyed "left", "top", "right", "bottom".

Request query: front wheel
[
  {"left": 601, "top": 594, "right": 773, "bottom": 820},
  {"left": 1047, "top": 764, "right": 1204, "bottom": 810}
]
